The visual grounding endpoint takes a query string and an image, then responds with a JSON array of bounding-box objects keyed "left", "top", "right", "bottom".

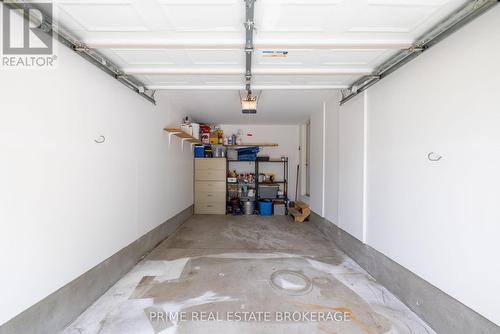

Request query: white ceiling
[
  {"left": 51, "top": 0, "right": 468, "bottom": 123},
  {"left": 160, "top": 89, "right": 336, "bottom": 124}
]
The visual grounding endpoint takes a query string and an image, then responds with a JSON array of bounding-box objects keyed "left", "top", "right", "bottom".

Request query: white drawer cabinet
[
  {"left": 194, "top": 201, "right": 226, "bottom": 215},
  {"left": 195, "top": 158, "right": 226, "bottom": 171},
  {"left": 195, "top": 169, "right": 226, "bottom": 181},
  {"left": 195, "top": 191, "right": 226, "bottom": 203},
  {"left": 194, "top": 158, "right": 226, "bottom": 214},
  {"left": 195, "top": 181, "right": 226, "bottom": 192}
]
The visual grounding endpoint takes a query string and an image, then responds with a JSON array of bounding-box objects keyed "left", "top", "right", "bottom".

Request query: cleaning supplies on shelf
[
  {"left": 212, "top": 145, "right": 226, "bottom": 158},
  {"left": 218, "top": 129, "right": 224, "bottom": 144}
]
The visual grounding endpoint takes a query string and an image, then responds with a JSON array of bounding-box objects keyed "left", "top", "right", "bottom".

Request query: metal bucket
[{"left": 242, "top": 200, "right": 255, "bottom": 215}]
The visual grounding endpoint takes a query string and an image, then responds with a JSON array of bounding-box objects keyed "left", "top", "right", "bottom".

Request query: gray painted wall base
[
  {"left": 0, "top": 205, "right": 193, "bottom": 334},
  {"left": 309, "top": 212, "right": 500, "bottom": 334}
]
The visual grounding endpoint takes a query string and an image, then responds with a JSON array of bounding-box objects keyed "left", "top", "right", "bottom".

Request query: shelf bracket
[
  {"left": 181, "top": 137, "right": 192, "bottom": 151},
  {"left": 168, "top": 132, "right": 177, "bottom": 145},
  {"left": 165, "top": 129, "right": 182, "bottom": 145}
]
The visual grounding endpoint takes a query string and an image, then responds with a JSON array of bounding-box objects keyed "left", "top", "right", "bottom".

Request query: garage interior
[{"left": 1, "top": 1, "right": 499, "bottom": 334}]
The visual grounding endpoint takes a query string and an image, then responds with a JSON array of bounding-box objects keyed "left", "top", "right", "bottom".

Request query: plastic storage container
[
  {"left": 227, "top": 149, "right": 238, "bottom": 160},
  {"left": 273, "top": 201, "right": 286, "bottom": 215},
  {"left": 237, "top": 146, "right": 260, "bottom": 161},
  {"left": 259, "top": 200, "right": 273, "bottom": 216},
  {"left": 212, "top": 145, "right": 226, "bottom": 158},
  {"left": 259, "top": 184, "right": 279, "bottom": 199},
  {"left": 191, "top": 123, "right": 200, "bottom": 139},
  {"left": 194, "top": 146, "right": 204, "bottom": 158}
]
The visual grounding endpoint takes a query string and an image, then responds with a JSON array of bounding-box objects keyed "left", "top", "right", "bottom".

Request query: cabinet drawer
[
  {"left": 195, "top": 191, "right": 226, "bottom": 203},
  {"left": 195, "top": 169, "right": 225, "bottom": 181},
  {"left": 195, "top": 201, "right": 225, "bottom": 214},
  {"left": 195, "top": 158, "right": 226, "bottom": 171},
  {"left": 195, "top": 181, "right": 226, "bottom": 192}
]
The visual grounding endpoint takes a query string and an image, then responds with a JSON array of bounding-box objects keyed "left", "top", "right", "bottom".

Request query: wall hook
[
  {"left": 94, "top": 135, "right": 105, "bottom": 144},
  {"left": 428, "top": 152, "right": 442, "bottom": 161}
]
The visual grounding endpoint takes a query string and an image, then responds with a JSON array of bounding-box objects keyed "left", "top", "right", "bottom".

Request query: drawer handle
[
  {"left": 207, "top": 205, "right": 213, "bottom": 208},
  {"left": 207, "top": 194, "right": 213, "bottom": 197}
]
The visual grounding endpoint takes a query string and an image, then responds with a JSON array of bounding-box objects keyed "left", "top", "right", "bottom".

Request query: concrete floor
[{"left": 62, "top": 215, "right": 435, "bottom": 334}]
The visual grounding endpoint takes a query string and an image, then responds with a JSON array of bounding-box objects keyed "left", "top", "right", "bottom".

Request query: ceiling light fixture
[{"left": 241, "top": 91, "right": 257, "bottom": 114}]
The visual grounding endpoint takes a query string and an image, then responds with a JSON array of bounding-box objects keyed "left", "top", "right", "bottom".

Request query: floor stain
[
  {"left": 297, "top": 303, "right": 387, "bottom": 334},
  {"left": 61, "top": 216, "right": 437, "bottom": 334}
]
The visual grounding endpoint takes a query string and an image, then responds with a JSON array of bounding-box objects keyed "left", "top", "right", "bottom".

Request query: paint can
[{"left": 242, "top": 200, "right": 255, "bottom": 215}]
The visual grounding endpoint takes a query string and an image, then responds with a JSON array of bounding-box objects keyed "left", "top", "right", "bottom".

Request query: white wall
[
  {"left": 219, "top": 124, "right": 300, "bottom": 201},
  {"left": 309, "top": 109, "right": 325, "bottom": 214},
  {"left": 338, "top": 93, "right": 366, "bottom": 242},
  {"left": 323, "top": 93, "right": 340, "bottom": 224},
  {"left": 366, "top": 6, "right": 500, "bottom": 325},
  {"left": 0, "top": 43, "right": 193, "bottom": 325},
  {"left": 310, "top": 92, "right": 365, "bottom": 243},
  {"left": 299, "top": 123, "right": 308, "bottom": 199},
  {"left": 311, "top": 6, "right": 500, "bottom": 325}
]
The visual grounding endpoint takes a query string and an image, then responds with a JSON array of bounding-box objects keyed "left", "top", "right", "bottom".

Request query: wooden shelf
[
  {"left": 164, "top": 128, "right": 202, "bottom": 144},
  {"left": 258, "top": 159, "right": 288, "bottom": 163},
  {"left": 164, "top": 129, "right": 277, "bottom": 148},
  {"left": 259, "top": 181, "right": 286, "bottom": 184},
  {"left": 224, "top": 143, "right": 278, "bottom": 148}
]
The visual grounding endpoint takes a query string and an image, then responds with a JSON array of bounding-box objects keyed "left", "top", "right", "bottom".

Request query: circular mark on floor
[
  {"left": 312, "top": 277, "right": 332, "bottom": 286},
  {"left": 270, "top": 270, "right": 312, "bottom": 296}
]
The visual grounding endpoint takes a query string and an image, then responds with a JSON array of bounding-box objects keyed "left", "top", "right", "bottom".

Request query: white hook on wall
[
  {"left": 428, "top": 152, "right": 442, "bottom": 162},
  {"left": 94, "top": 135, "right": 105, "bottom": 144}
]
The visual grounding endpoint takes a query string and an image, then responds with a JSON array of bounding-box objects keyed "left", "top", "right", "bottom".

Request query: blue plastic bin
[
  {"left": 237, "top": 147, "right": 259, "bottom": 161},
  {"left": 194, "top": 146, "right": 204, "bottom": 158},
  {"left": 259, "top": 200, "right": 273, "bottom": 216}
]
